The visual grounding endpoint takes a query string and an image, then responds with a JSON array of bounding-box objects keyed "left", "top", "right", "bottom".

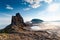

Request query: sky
[{"left": 0, "top": 0, "right": 60, "bottom": 29}]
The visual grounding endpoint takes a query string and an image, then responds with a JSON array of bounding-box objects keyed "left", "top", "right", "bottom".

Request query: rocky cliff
[
  {"left": 0, "top": 13, "right": 26, "bottom": 33},
  {"left": 0, "top": 13, "right": 60, "bottom": 40},
  {"left": 11, "top": 13, "right": 25, "bottom": 25}
]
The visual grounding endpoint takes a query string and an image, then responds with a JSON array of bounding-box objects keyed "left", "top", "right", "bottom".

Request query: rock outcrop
[
  {"left": 0, "top": 13, "right": 60, "bottom": 40},
  {"left": 11, "top": 13, "right": 24, "bottom": 25},
  {"left": 0, "top": 13, "right": 26, "bottom": 33}
]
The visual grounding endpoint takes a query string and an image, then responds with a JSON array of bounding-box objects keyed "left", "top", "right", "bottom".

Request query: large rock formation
[
  {"left": 0, "top": 13, "right": 26, "bottom": 33},
  {"left": 0, "top": 13, "right": 60, "bottom": 40},
  {"left": 11, "top": 13, "right": 24, "bottom": 25}
]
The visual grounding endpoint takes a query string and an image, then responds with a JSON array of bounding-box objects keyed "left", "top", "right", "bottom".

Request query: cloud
[
  {"left": 23, "top": 17, "right": 33, "bottom": 22},
  {"left": 24, "top": 0, "right": 53, "bottom": 8},
  {"left": 29, "top": 3, "right": 41, "bottom": 8},
  {"left": 24, "top": 0, "right": 60, "bottom": 21},
  {"left": 6, "top": 5, "right": 13, "bottom": 10},
  {"left": 47, "top": 3, "right": 60, "bottom": 12},
  {"left": 44, "top": 0, "right": 53, "bottom": 4},
  {"left": 37, "top": 3, "right": 60, "bottom": 21},
  {"left": 25, "top": 0, "right": 41, "bottom": 8},
  {"left": 23, "top": 8, "right": 30, "bottom": 11},
  {"left": 25, "top": 0, "right": 34, "bottom": 4}
]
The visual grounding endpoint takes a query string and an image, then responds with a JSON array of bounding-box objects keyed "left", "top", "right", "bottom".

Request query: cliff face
[
  {"left": 0, "top": 13, "right": 60, "bottom": 40},
  {"left": 1, "top": 13, "right": 26, "bottom": 33},
  {"left": 11, "top": 13, "right": 24, "bottom": 25}
]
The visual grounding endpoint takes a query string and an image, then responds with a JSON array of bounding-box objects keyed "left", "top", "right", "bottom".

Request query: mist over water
[{"left": 31, "top": 22, "right": 60, "bottom": 37}]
